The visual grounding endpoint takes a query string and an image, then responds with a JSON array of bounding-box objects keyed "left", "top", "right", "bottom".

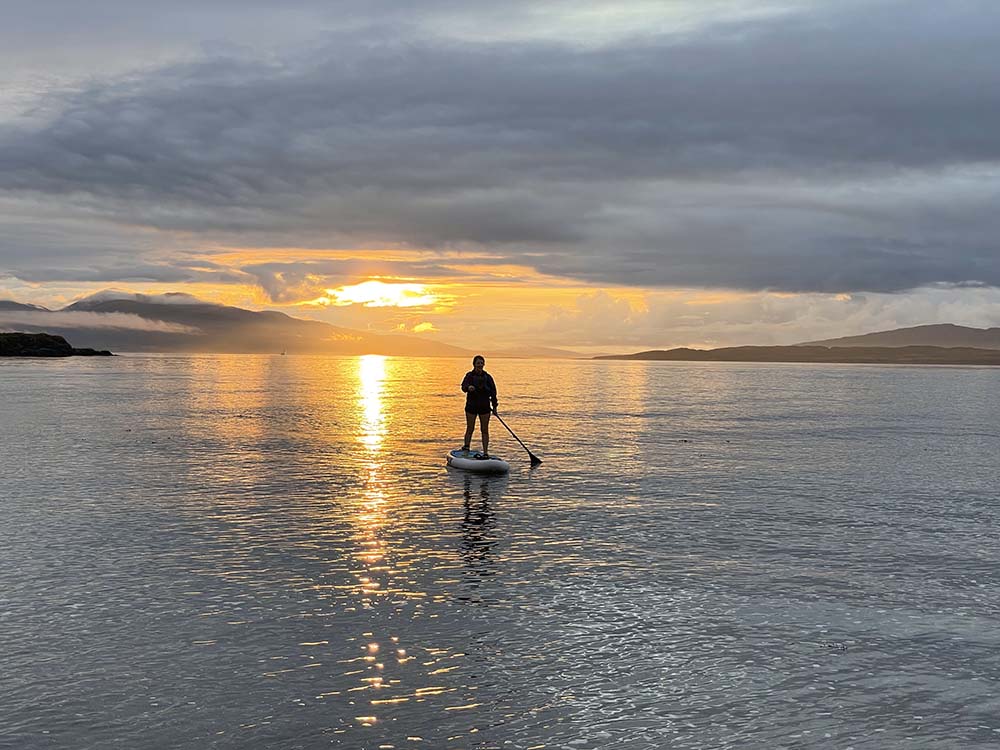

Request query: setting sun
[{"left": 310, "top": 280, "right": 438, "bottom": 308}]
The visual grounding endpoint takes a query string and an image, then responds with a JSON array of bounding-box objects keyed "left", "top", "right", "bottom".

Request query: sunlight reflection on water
[{"left": 2, "top": 356, "right": 1000, "bottom": 749}]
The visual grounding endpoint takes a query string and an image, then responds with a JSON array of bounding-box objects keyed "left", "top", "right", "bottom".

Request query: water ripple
[{"left": 2, "top": 356, "right": 999, "bottom": 748}]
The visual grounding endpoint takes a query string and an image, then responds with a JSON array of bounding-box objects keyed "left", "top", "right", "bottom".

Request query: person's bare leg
[
  {"left": 480, "top": 412, "right": 491, "bottom": 456},
  {"left": 464, "top": 412, "right": 476, "bottom": 451}
]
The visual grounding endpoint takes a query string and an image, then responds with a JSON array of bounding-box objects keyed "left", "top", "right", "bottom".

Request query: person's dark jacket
[{"left": 461, "top": 370, "right": 498, "bottom": 414}]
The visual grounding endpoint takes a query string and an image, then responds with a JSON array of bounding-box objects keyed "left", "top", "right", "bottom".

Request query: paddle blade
[{"left": 529, "top": 453, "right": 542, "bottom": 466}]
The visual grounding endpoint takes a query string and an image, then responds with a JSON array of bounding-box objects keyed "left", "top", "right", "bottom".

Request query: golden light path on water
[
  {"left": 358, "top": 354, "right": 387, "bottom": 453},
  {"left": 354, "top": 355, "right": 389, "bottom": 728},
  {"left": 349, "top": 354, "right": 459, "bottom": 734}
]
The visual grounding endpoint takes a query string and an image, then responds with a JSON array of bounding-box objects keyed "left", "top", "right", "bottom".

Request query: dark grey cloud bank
[{"left": 1, "top": 0, "right": 999, "bottom": 294}]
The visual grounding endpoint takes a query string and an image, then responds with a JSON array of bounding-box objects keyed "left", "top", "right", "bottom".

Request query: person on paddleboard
[{"left": 461, "top": 355, "right": 499, "bottom": 457}]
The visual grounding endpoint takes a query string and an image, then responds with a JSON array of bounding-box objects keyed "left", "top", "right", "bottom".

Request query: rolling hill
[
  {"left": 594, "top": 345, "right": 1000, "bottom": 365},
  {"left": 799, "top": 324, "right": 1000, "bottom": 349}
]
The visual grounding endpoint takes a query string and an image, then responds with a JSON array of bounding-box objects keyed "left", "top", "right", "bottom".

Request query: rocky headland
[{"left": 0, "top": 333, "right": 113, "bottom": 357}]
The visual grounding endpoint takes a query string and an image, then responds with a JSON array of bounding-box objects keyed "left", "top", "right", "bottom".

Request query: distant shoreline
[{"left": 594, "top": 345, "right": 1000, "bottom": 366}]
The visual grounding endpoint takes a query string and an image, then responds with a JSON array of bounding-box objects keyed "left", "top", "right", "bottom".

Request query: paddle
[{"left": 493, "top": 410, "right": 542, "bottom": 466}]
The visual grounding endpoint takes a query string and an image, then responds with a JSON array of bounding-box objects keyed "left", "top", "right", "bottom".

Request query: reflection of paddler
[
  {"left": 460, "top": 355, "right": 498, "bottom": 457},
  {"left": 461, "top": 476, "right": 498, "bottom": 575}
]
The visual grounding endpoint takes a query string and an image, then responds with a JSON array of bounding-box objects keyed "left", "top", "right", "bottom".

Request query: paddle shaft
[{"left": 493, "top": 411, "right": 542, "bottom": 465}]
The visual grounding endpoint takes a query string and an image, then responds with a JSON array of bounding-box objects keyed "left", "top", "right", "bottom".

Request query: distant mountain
[
  {"left": 0, "top": 301, "right": 49, "bottom": 312},
  {"left": 799, "top": 324, "right": 1000, "bottom": 349},
  {"left": 595, "top": 345, "right": 1000, "bottom": 365},
  {"left": 0, "top": 293, "right": 474, "bottom": 356}
]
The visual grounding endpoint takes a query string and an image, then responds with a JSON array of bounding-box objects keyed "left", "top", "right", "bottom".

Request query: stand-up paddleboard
[{"left": 447, "top": 448, "right": 510, "bottom": 474}]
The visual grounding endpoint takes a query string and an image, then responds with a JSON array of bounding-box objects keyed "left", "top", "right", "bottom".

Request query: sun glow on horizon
[{"left": 308, "top": 280, "right": 438, "bottom": 308}]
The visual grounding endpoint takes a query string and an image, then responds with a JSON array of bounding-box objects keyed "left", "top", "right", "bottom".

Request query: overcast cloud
[{"left": 0, "top": 0, "right": 998, "bottom": 332}]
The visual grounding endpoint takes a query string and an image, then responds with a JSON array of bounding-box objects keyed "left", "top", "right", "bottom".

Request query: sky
[{"left": 2, "top": 0, "right": 999, "bottom": 352}]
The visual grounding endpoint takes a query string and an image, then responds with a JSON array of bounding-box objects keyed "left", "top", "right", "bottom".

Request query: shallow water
[{"left": 2, "top": 355, "right": 999, "bottom": 749}]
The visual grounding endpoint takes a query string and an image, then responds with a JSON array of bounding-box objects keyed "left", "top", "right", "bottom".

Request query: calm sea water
[{"left": 2, "top": 355, "right": 999, "bottom": 749}]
